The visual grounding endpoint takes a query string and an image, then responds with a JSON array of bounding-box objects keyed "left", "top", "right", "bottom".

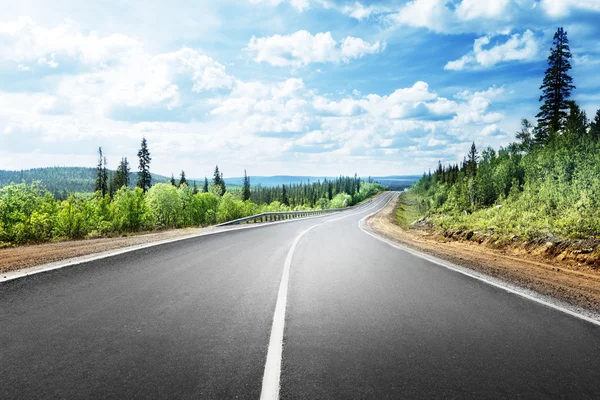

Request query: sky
[{"left": 0, "top": 0, "right": 599, "bottom": 178}]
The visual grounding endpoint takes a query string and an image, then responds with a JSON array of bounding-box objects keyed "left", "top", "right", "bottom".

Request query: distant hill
[
  {"left": 224, "top": 175, "right": 420, "bottom": 189},
  {"left": 0, "top": 168, "right": 418, "bottom": 196},
  {"left": 0, "top": 167, "right": 202, "bottom": 197}
]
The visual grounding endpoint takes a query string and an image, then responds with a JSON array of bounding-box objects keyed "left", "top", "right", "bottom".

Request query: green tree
[
  {"left": 146, "top": 183, "right": 182, "bottom": 227},
  {"left": 95, "top": 147, "right": 108, "bottom": 196},
  {"left": 203, "top": 176, "right": 209, "bottom": 193},
  {"left": 242, "top": 169, "right": 251, "bottom": 201},
  {"left": 591, "top": 109, "right": 600, "bottom": 141},
  {"left": 137, "top": 137, "right": 152, "bottom": 192},
  {"left": 170, "top": 173, "right": 176, "bottom": 186},
  {"left": 536, "top": 27, "right": 575, "bottom": 143},
  {"left": 212, "top": 165, "right": 226, "bottom": 195},
  {"left": 179, "top": 170, "right": 187, "bottom": 187},
  {"left": 515, "top": 119, "right": 534, "bottom": 153},
  {"left": 111, "top": 187, "right": 147, "bottom": 232},
  {"left": 113, "top": 157, "right": 130, "bottom": 189}
]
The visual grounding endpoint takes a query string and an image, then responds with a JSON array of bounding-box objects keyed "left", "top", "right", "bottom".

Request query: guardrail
[{"left": 216, "top": 195, "right": 380, "bottom": 227}]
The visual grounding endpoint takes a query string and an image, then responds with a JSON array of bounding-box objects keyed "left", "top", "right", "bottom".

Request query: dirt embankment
[
  {"left": 366, "top": 195, "right": 600, "bottom": 313},
  {"left": 0, "top": 227, "right": 215, "bottom": 276}
]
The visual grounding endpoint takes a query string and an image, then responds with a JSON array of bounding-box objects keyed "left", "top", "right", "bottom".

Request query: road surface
[{"left": 1, "top": 192, "right": 600, "bottom": 399}]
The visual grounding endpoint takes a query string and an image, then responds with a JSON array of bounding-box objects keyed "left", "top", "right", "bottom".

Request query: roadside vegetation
[
  {"left": 404, "top": 28, "right": 600, "bottom": 241},
  {"left": 0, "top": 138, "right": 383, "bottom": 246}
]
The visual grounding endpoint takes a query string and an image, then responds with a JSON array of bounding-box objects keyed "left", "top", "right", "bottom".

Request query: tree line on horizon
[
  {"left": 413, "top": 27, "right": 600, "bottom": 239},
  {"left": 0, "top": 135, "right": 384, "bottom": 245}
]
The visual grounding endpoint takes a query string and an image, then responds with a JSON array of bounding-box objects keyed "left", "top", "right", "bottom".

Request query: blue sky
[{"left": 1, "top": 0, "right": 599, "bottom": 178}]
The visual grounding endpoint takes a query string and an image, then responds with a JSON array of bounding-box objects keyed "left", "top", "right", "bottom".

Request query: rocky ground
[{"left": 366, "top": 196, "right": 600, "bottom": 313}]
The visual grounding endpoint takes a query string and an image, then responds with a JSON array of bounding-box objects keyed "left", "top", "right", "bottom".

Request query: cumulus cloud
[
  {"left": 388, "top": 0, "right": 600, "bottom": 34},
  {"left": 540, "top": 0, "right": 600, "bottom": 17},
  {"left": 445, "top": 30, "right": 538, "bottom": 71},
  {"left": 247, "top": 30, "right": 384, "bottom": 67},
  {"left": 0, "top": 16, "right": 138, "bottom": 69}
]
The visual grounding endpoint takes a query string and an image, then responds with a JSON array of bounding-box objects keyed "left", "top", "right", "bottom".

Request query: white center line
[{"left": 259, "top": 193, "right": 393, "bottom": 400}]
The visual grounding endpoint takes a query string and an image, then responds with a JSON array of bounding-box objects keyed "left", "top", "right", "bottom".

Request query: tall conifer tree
[{"left": 536, "top": 27, "right": 575, "bottom": 144}]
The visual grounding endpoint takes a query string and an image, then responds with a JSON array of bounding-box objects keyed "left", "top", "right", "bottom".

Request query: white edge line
[
  {"left": 1, "top": 196, "right": 383, "bottom": 284},
  {"left": 259, "top": 193, "right": 394, "bottom": 400},
  {"left": 357, "top": 193, "right": 600, "bottom": 328}
]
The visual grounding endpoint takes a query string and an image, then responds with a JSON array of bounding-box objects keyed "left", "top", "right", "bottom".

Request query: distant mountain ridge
[
  {"left": 223, "top": 175, "right": 420, "bottom": 188},
  {"left": 0, "top": 167, "right": 419, "bottom": 195},
  {"left": 0, "top": 167, "right": 196, "bottom": 196}
]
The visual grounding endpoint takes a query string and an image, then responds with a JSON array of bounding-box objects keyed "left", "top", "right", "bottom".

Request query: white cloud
[
  {"left": 0, "top": 16, "right": 138, "bottom": 68},
  {"left": 445, "top": 30, "right": 538, "bottom": 71},
  {"left": 340, "top": 2, "right": 388, "bottom": 20},
  {"left": 541, "top": 0, "right": 600, "bottom": 17},
  {"left": 247, "top": 30, "right": 384, "bottom": 67},
  {"left": 247, "top": 0, "right": 311, "bottom": 11}
]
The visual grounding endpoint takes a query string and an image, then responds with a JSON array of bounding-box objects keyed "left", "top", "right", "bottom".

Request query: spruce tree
[
  {"left": 468, "top": 142, "right": 478, "bottom": 178},
  {"left": 282, "top": 184, "right": 289, "bottom": 206},
  {"left": 590, "top": 109, "right": 600, "bottom": 141},
  {"left": 213, "top": 165, "right": 222, "bottom": 187},
  {"left": 137, "top": 137, "right": 152, "bottom": 192},
  {"left": 203, "top": 176, "right": 209, "bottom": 193},
  {"left": 179, "top": 170, "right": 187, "bottom": 187},
  {"left": 564, "top": 101, "right": 588, "bottom": 141},
  {"left": 102, "top": 156, "right": 108, "bottom": 196},
  {"left": 170, "top": 174, "right": 176, "bottom": 186},
  {"left": 192, "top": 181, "right": 198, "bottom": 194},
  {"left": 113, "top": 157, "right": 130, "bottom": 189},
  {"left": 94, "top": 148, "right": 109, "bottom": 196},
  {"left": 536, "top": 27, "right": 575, "bottom": 144},
  {"left": 242, "top": 169, "right": 251, "bottom": 201}
]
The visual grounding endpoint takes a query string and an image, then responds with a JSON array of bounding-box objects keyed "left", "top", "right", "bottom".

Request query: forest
[
  {"left": 410, "top": 28, "right": 600, "bottom": 240},
  {"left": 0, "top": 140, "right": 383, "bottom": 246}
]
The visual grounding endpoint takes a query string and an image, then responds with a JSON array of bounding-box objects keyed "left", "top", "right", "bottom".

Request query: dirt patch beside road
[
  {"left": 365, "top": 194, "right": 600, "bottom": 314},
  {"left": 0, "top": 227, "right": 217, "bottom": 276}
]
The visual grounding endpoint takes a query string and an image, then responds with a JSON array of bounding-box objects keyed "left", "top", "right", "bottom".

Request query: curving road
[{"left": 1, "top": 192, "right": 600, "bottom": 399}]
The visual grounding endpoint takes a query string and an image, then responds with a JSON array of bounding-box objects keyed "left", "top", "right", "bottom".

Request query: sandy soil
[
  {"left": 366, "top": 195, "right": 600, "bottom": 313},
  {"left": 0, "top": 227, "right": 217, "bottom": 275}
]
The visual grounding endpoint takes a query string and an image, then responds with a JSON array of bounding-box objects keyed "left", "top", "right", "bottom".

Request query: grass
[{"left": 395, "top": 191, "right": 426, "bottom": 229}]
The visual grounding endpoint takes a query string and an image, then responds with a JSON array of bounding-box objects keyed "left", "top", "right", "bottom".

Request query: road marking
[
  {"left": 260, "top": 193, "right": 395, "bottom": 400},
  {"left": 1, "top": 195, "right": 385, "bottom": 284},
  {"left": 358, "top": 195, "right": 600, "bottom": 327}
]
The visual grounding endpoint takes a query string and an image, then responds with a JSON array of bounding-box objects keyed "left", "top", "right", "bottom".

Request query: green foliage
[
  {"left": 0, "top": 175, "right": 383, "bottom": 245},
  {"left": 146, "top": 183, "right": 182, "bottom": 228}
]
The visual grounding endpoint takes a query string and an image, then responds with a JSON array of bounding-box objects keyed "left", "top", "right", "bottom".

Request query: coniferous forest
[
  {"left": 0, "top": 137, "right": 383, "bottom": 246},
  {"left": 410, "top": 28, "right": 600, "bottom": 239}
]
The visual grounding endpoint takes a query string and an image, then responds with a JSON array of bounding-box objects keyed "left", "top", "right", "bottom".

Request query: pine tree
[
  {"left": 192, "top": 181, "right": 198, "bottom": 194},
  {"left": 179, "top": 170, "right": 187, "bottom": 187},
  {"left": 170, "top": 173, "right": 176, "bottom": 186},
  {"left": 564, "top": 101, "right": 588, "bottom": 141},
  {"left": 467, "top": 143, "right": 478, "bottom": 178},
  {"left": 213, "top": 165, "right": 222, "bottom": 187},
  {"left": 203, "top": 176, "right": 209, "bottom": 193},
  {"left": 113, "top": 157, "right": 130, "bottom": 189},
  {"left": 590, "top": 109, "right": 600, "bottom": 141},
  {"left": 137, "top": 137, "right": 152, "bottom": 192},
  {"left": 282, "top": 184, "right": 289, "bottom": 206},
  {"left": 102, "top": 156, "right": 108, "bottom": 196},
  {"left": 242, "top": 169, "right": 251, "bottom": 201},
  {"left": 95, "top": 148, "right": 109, "bottom": 196},
  {"left": 536, "top": 27, "right": 575, "bottom": 144},
  {"left": 220, "top": 172, "right": 226, "bottom": 194}
]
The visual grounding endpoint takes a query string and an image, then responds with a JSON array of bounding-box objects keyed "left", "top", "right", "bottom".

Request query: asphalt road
[{"left": 2, "top": 192, "right": 600, "bottom": 399}]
